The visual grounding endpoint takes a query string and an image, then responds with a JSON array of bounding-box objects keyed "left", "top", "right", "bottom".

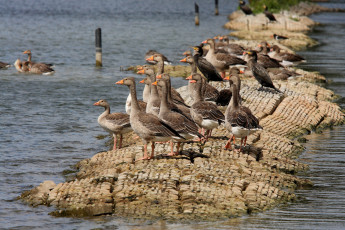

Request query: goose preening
[
  {"left": 187, "top": 73, "right": 225, "bottom": 140},
  {"left": 263, "top": 5, "right": 277, "bottom": 22},
  {"left": 239, "top": 0, "right": 253, "bottom": 15},
  {"left": 14, "top": 59, "right": 30, "bottom": 73},
  {"left": 192, "top": 45, "right": 223, "bottom": 82},
  {"left": 224, "top": 83, "right": 262, "bottom": 152},
  {"left": 244, "top": 50, "right": 282, "bottom": 93},
  {"left": 116, "top": 77, "right": 183, "bottom": 160},
  {"left": 153, "top": 79, "right": 203, "bottom": 155},
  {"left": 203, "top": 38, "right": 246, "bottom": 79},
  {"left": 94, "top": 99, "right": 132, "bottom": 150}
]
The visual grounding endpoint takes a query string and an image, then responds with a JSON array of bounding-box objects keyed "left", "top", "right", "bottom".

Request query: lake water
[{"left": 0, "top": 0, "right": 344, "bottom": 229}]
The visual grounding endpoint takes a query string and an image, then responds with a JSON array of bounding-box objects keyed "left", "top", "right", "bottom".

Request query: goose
[
  {"left": 180, "top": 55, "right": 220, "bottom": 102},
  {"left": 22, "top": 50, "right": 55, "bottom": 75},
  {"left": 0, "top": 61, "right": 11, "bottom": 69},
  {"left": 239, "top": 0, "right": 253, "bottom": 15},
  {"left": 14, "top": 59, "right": 30, "bottom": 73},
  {"left": 203, "top": 38, "right": 246, "bottom": 79},
  {"left": 192, "top": 45, "right": 223, "bottom": 82},
  {"left": 116, "top": 77, "right": 184, "bottom": 160},
  {"left": 268, "top": 45, "right": 305, "bottom": 65},
  {"left": 138, "top": 70, "right": 160, "bottom": 116},
  {"left": 255, "top": 41, "right": 283, "bottom": 68},
  {"left": 263, "top": 5, "right": 277, "bottom": 22},
  {"left": 218, "top": 36, "right": 245, "bottom": 56},
  {"left": 156, "top": 73, "right": 192, "bottom": 120},
  {"left": 244, "top": 50, "right": 282, "bottom": 93},
  {"left": 94, "top": 99, "right": 132, "bottom": 150},
  {"left": 145, "top": 50, "right": 171, "bottom": 65},
  {"left": 224, "top": 83, "right": 262, "bottom": 152},
  {"left": 146, "top": 53, "right": 186, "bottom": 105},
  {"left": 187, "top": 73, "right": 225, "bottom": 140},
  {"left": 153, "top": 79, "right": 203, "bottom": 155}
]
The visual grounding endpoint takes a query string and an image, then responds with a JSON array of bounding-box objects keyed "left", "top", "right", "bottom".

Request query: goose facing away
[
  {"left": 187, "top": 73, "right": 225, "bottom": 140},
  {"left": 116, "top": 77, "right": 184, "bottom": 160},
  {"left": 94, "top": 99, "right": 132, "bottom": 150},
  {"left": 224, "top": 84, "right": 262, "bottom": 152}
]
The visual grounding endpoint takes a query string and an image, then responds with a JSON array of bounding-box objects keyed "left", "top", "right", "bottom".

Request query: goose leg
[
  {"left": 168, "top": 141, "right": 179, "bottom": 156},
  {"left": 224, "top": 135, "right": 233, "bottom": 150},
  {"left": 119, "top": 134, "right": 123, "bottom": 149},
  {"left": 149, "top": 142, "right": 155, "bottom": 159},
  {"left": 113, "top": 134, "right": 117, "bottom": 150},
  {"left": 138, "top": 143, "right": 150, "bottom": 160}
]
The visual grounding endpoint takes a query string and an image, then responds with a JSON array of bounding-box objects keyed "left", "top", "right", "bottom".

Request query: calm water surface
[{"left": 0, "top": 0, "right": 344, "bottom": 229}]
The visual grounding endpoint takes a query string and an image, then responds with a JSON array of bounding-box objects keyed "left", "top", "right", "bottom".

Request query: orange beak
[
  {"left": 115, "top": 79, "right": 124, "bottom": 85},
  {"left": 137, "top": 66, "right": 143, "bottom": 70},
  {"left": 189, "top": 80, "right": 197, "bottom": 83},
  {"left": 202, "top": 40, "right": 208, "bottom": 44},
  {"left": 267, "top": 43, "right": 271, "bottom": 47},
  {"left": 239, "top": 70, "right": 244, "bottom": 74},
  {"left": 139, "top": 79, "right": 145, "bottom": 84},
  {"left": 156, "top": 74, "right": 162, "bottom": 79},
  {"left": 23, "top": 50, "right": 29, "bottom": 54},
  {"left": 224, "top": 76, "right": 230, "bottom": 80},
  {"left": 186, "top": 75, "right": 192, "bottom": 80},
  {"left": 152, "top": 81, "right": 158, "bottom": 86},
  {"left": 93, "top": 101, "right": 100, "bottom": 106},
  {"left": 137, "top": 69, "right": 145, "bottom": 74},
  {"left": 182, "top": 51, "right": 189, "bottom": 56},
  {"left": 180, "top": 57, "right": 187, "bottom": 63},
  {"left": 257, "top": 44, "right": 262, "bottom": 47},
  {"left": 146, "top": 56, "right": 154, "bottom": 61}
]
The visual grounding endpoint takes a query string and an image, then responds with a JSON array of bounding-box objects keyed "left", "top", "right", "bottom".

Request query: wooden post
[
  {"left": 95, "top": 28, "right": 102, "bottom": 67},
  {"left": 195, "top": 3, "right": 199, "bottom": 26},
  {"left": 215, "top": 0, "right": 219, "bottom": 15}
]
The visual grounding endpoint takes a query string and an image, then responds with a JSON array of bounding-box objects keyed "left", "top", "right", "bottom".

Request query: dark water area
[{"left": 1, "top": 0, "right": 345, "bottom": 229}]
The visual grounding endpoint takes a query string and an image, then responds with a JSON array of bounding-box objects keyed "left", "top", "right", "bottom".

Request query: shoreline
[{"left": 20, "top": 2, "right": 345, "bottom": 222}]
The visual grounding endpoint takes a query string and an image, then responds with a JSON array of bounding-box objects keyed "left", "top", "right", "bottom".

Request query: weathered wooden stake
[
  {"left": 95, "top": 28, "right": 102, "bottom": 67},
  {"left": 195, "top": 3, "right": 200, "bottom": 26},
  {"left": 215, "top": 0, "right": 219, "bottom": 15}
]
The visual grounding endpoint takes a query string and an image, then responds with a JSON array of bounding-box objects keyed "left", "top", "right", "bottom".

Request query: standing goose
[
  {"left": 147, "top": 53, "right": 186, "bottom": 105},
  {"left": 116, "top": 77, "right": 183, "bottom": 160},
  {"left": 203, "top": 38, "right": 246, "bottom": 79},
  {"left": 224, "top": 83, "right": 262, "bottom": 152},
  {"left": 255, "top": 41, "right": 282, "bottom": 68},
  {"left": 218, "top": 36, "right": 245, "bottom": 56},
  {"left": 192, "top": 46, "right": 223, "bottom": 82},
  {"left": 239, "top": 0, "right": 253, "bottom": 15},
  {"left": 93, "top": 99, "right": 132, "bottom": 150},
  {"left": 153, "top": 79, "right": 203, "bottom": 155},
  {"left": 138, "top": 68, "right": 161, "bottom": 116},
  {"left": 180, "top": 56, "right": 220, "bottom": 102},
  {"left": 145, "top": 50, "right": 171, "bottom": 65},
  {"left": 157, "top": 73, "right": 192, "bottom": 120},
  {"left": 263, "top": 5, "right": 277, "bottom": 22},
  {"left": 187, "top": 73, "right": 225, "bottom": 140},
  {"left": 244, "top": 50, "right": 282, "bottom": 93}
]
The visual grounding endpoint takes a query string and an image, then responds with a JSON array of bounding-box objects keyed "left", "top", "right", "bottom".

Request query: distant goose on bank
[
  {"left": 269, "top": 45, "right": 305, "bottom": 65},
  {"left": 192, "top": 46, "right": 223, "bottom": 82},
  {"left": 244, "top": 50, "right": 282, "bottom": 93},
  {"left": 187, "top": 73, "right": 225, "bottom": 140},
  {"left": 218, "top": 36, "right": 245, "bottom": 56},
  {"left": 224, "top": 83, "right": 262, "bottom": 152},
  {"left": 203, "top": 38, "right": 246, "bottom": 79},
  {"left": 153, "top": 79, "right": 203, "bottom": 155},
  {"left": 116, "top": 77, "right": 184, "bottom": 160},
  {"left": 138, "top": 69, "right": 161, "bottom": 116},
  {"left": 255, "top": 41, "right": 283, "bottom": 68},
  {"left": 94, "top": 99, "right": 132, "bottom": 150},
  {"left": 239, "top": 0, "right": 253, "bottom": 15},
  {"left": 263, "top": 5, "right": 277, "bottom": 22}
]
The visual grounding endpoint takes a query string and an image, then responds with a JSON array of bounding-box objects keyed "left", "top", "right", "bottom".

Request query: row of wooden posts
[{"left": 95, "top": 0, "right": 220, "bottom": 67}]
